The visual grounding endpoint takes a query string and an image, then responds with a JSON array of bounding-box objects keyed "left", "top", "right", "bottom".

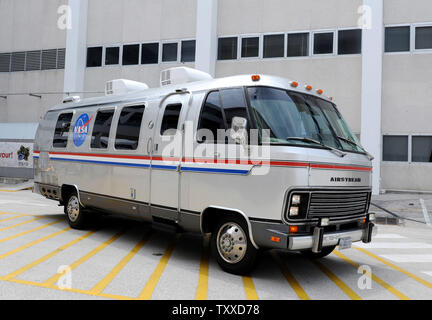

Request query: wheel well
[
  {"left": 60, "top": 185, "right": 78, "bottom": 205},
  {"left": 201, "top": 207, "right": 249, "bottom": 234}
]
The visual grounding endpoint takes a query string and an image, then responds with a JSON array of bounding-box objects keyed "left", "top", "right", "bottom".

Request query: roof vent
[
  {"left": 105, "top": 79, "right": 149, "bottom": 96},
  {"left": 160, "top": 67, "right": 213, "bottom": 87},
  {"left": 63, "top": 96, "right": 81, "bottom": 104}
]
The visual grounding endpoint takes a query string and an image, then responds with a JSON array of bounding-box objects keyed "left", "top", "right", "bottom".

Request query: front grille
[{"left": 308, "top": 191, "right": 370, "bottom": 217}]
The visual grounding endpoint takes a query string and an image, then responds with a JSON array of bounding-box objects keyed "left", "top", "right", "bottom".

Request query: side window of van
[
  {"left": 115, "top": 105, "right": 145, "bottom": 150},
  {"left": 219, "top": 88, "right": 249, "bottom": 129},
  {"left": 161, "top": 104, "right": 182, "bottom": 136},
  {"left": 53, "top": 113, "right": 73, "bottom": 148},
  {"left": 197, "top": 91, "right": 226, "bottom": 143},
  {"left": 91, "top": 109, "right": 115, "bottom": 149}
]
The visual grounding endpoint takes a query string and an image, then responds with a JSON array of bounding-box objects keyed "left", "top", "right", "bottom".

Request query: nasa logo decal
[{"left": 73, "top": 113, "right": 93, "bottom": 147}]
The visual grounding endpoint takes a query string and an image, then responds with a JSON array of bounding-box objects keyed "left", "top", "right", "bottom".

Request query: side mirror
[{"left": 230, "top": 117, "right": 248, "bottom": 145}]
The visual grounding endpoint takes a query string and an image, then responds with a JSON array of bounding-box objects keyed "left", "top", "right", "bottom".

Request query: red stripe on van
[{"left": 310, "top": 164, "right": 372, "bottom": 172}]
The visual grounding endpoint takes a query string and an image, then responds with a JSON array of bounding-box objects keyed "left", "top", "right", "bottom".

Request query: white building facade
[{"left": 0, "top": 0, "right": 431, "bottom": 193}]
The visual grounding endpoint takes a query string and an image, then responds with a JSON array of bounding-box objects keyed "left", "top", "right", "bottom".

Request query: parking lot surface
[{"left": 0, "top": 189, "right": 432, "bottom": 300}]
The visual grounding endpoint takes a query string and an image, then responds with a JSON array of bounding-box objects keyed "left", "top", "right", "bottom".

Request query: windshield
[{"left": 247, "top": 86, "right": 364, "bottom": 153}]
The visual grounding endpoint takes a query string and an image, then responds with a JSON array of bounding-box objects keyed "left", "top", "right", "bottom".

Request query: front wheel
[
  {"left": 211, "top": 216, "right": 259, "bottom": 275},
  {"left": 300, "top": 245, "right": 336, "bottom": 259}
]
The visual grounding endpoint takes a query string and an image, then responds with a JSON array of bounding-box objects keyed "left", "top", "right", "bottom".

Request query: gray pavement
[{"left": 0, "top": 188, "right": 431, "bottom": 300}]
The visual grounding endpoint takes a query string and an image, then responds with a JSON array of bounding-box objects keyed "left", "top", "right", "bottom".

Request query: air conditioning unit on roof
[
  {"left": 160, "top": 67, "right": 213, "bottom": 87},
  {"left": 105, "top": 79, "right": 149, "bottom": 96}
]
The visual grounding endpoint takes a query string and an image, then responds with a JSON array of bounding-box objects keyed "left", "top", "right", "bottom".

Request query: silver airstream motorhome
[{"left": 34, "top": 67, "right": 376, "bottom": 275}]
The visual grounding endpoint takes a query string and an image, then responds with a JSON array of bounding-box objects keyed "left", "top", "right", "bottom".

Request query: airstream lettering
[{"left": 33, "top": 67, "right": 375, "bottom": 274}]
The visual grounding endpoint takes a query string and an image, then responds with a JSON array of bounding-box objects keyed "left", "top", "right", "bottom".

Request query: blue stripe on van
[
  {"left": 50, "top": 157, "right": 151, "bottom": 168},
  {"left": 181, "top": 167, "right": 249, "bottom": 175}
]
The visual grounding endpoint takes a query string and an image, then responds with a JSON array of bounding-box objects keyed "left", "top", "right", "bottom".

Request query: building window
[
  {"left": 162, "top": 43, "right": 178, "bottom": 62},
  {"left": 122, "top": 44, "right": 140, "bottom": 65},
  {"left": 53, "top": 113, "right": 73, "bottom": 148},
  {"left": 338, "top": 29, "right": 362, "bottom": 55},
  {"left": 241, "top": 37, "right": 259, "bottom": 58},
  {"left": 115, "top": 105, "right": 145, "bottom": 150},
  {"left": 11, "top": 52, "right": 26, "bottom": 72},
  {"left": 383, "top": 135, "right": 408, "bottom": 162},
  {"left": 57, "top": 48, "right": 66, "bottom": 69},
  {"left": 263, "top": 34, "right": 284, "bottom": 58},
  {"left": 87, "top": 47, "right": 103, "bottom": 67},
  {"left": 385, "top": 26, "right": 410, "bottom": 52},
  {"left": 105, "top": 47, "right": 120, "bottom": 65},
  {"left": 25, "top": 51, "right": 41, "bottom": 71},
  {"left": 141, "top": 43, "right": 159, "bottom": 64},
  {"left": 415, "top": 26, "right": 432, "bottom": 50},
  {"left": 198, "top": 91, "right": 226, "bottom": 143},
  {"left": 313, "top": 32, "right": 334, "bottom": 55},
  {"left": 181, "top": 40, "right": 196, "bottom": 62},
  {"left": 161, "top": 104, "right": 182, "bottom": 136},
  {"left": 412, "top": 136, "right": 432, "bottom": 163},
  {"left": 41, "top": 49, "right": 58, "bottom": 70},
  {"left": 218, "top": 37, "right": 238, "bottom": 60},
  {"left": 287, "top": 33, "right": 309, "bottom": 57},
  {"left": 0, "top": 53, "right": 11, "bottom": 72},
  {"left": 91, "top": 109, "right": 115, "bottom": 149}
]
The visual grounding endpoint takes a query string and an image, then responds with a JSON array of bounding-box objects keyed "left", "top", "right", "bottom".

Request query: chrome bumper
[{"left": 288, "top": 224, "right": 377, "bottom": 251}]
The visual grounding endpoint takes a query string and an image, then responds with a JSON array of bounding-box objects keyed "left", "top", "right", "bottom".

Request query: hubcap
[
  {"left": 67, "top": 196, "right": 80, "bottom": 222},
  {"left": 216, "top": 222, "right": 247, "bottom": 264}
]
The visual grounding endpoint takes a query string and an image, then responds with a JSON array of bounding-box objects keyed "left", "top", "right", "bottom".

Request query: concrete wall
[
  {"left": 0, "top": 0, "right": 67, "bottom": 123},
  {"left": 217, "top": 0, "right": 363, "bottom": 133},
  {"left": 381, "top": 0, "right": 432, "bottom": 191}
]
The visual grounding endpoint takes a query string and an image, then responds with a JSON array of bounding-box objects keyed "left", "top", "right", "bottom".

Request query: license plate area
[{"left": 339, "top": 237, "right": 352, "bottom": 250}]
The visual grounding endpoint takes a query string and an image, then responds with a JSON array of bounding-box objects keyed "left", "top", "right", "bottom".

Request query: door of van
[{"left": 149, "top": 93, "right": 189, "bottom": 221}]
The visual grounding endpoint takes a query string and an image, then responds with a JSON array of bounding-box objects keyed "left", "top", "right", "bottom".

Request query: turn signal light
[
  {"left": 252, "top": 75, "right": 261, "bottom": 82},
  {"left": 271, "top": 236, "right": 281, "bottom": 243},
  {"left": 289, "top": 226, "right": 299, "bottom": 234}
]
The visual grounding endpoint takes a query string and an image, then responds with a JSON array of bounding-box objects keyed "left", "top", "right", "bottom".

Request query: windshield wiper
[
  {"left": 286, "top": 137, "right": 347, "bottom": 158},
  {"left": 336, "top": 136, "right": 375, "bottom": 161}
]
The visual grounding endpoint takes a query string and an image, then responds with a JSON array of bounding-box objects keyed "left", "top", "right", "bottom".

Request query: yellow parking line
[
  {"left": 313, "top": 260, "right": 362, "bottom": 300},
  {"left": 138, "top": 234, "right": 179, "bottom": 300},
  {"left": 43, "top": 230, "right": 126, "bottom": 287},
  {"left": 195, "top": 236, "right": 210, "bottom": 300},
  {"left": 0, "top": 211, "right": 32, "bottom": 216},
  {"left": 0, "top": 276, "right": 133, "bottom": 300},
  {"left": 0, "top": 227, "right": 71, "bottom": 260},
  {"left": 4, "top": 230, "right": 98, "bottom": 280},
  {"left": 271, "top": 251, "right": 310, "bottom": 300},
  {"left": 0, "top": 214, "right": 30, "bottom": 223},
  {"left": 0, "top": 218, "right": 62, "bottom": 244},
  {"left": 0, "top": 190, "right": 18, "bottom": 193},
  {"left": 355, "top": 247, "right": 432, "bottom": 290},
  {"left": 90, "top": 230, "right": 153, "bottom": 295},
  {"left": 0, "top": 216, "right": 44, "bottom": 232},
  {"left": 243, "top": 276, "right": 259, "bottom": 300},
  {"left": 334, "top": 250, "right": 410, "bottom": 300}
]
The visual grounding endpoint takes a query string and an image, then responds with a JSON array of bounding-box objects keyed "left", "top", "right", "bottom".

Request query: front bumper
[{"left": 250, "top": 215, "right": 376, "bottom": 252}]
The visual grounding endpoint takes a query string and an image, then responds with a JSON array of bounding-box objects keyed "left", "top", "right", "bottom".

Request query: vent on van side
[
  {"left": 105, "top": 79, "right": 149, "bottom": 96},
  {"left": 160, "top": 67, "right": 213, "bottom": 87}
]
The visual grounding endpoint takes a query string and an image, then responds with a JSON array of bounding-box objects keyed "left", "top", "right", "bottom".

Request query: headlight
[
  {"left": 289, "top": 206, "right": 299, "bottom": 217},
  {"left": 287, "top": 192, "right": 310, "bottom": 220}
]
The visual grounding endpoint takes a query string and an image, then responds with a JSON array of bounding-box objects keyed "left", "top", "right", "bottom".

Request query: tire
[
  {"left": 210, "top": 216, "right": 259, "bottom": 275},
  {"left": 64, "top": 191, "right": 89, "bottom": 230},
  {"left": 300, "top": 245, "right": 336, "bottom": 259}
]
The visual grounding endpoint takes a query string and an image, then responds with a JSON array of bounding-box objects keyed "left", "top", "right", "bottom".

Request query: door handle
[{"left": 147, "top": 138, "right": 153, "bottom": 155}]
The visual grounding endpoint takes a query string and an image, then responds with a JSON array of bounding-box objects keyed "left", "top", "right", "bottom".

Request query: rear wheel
[
  {"left": 211, "top": 216, "right": 259, "bottom": 275},
  {"left": 300, "top": 245, "right": 336, "bottom": 259},
  {"left": 64, "top": 191, "right": 89, "bottom": 230}
]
